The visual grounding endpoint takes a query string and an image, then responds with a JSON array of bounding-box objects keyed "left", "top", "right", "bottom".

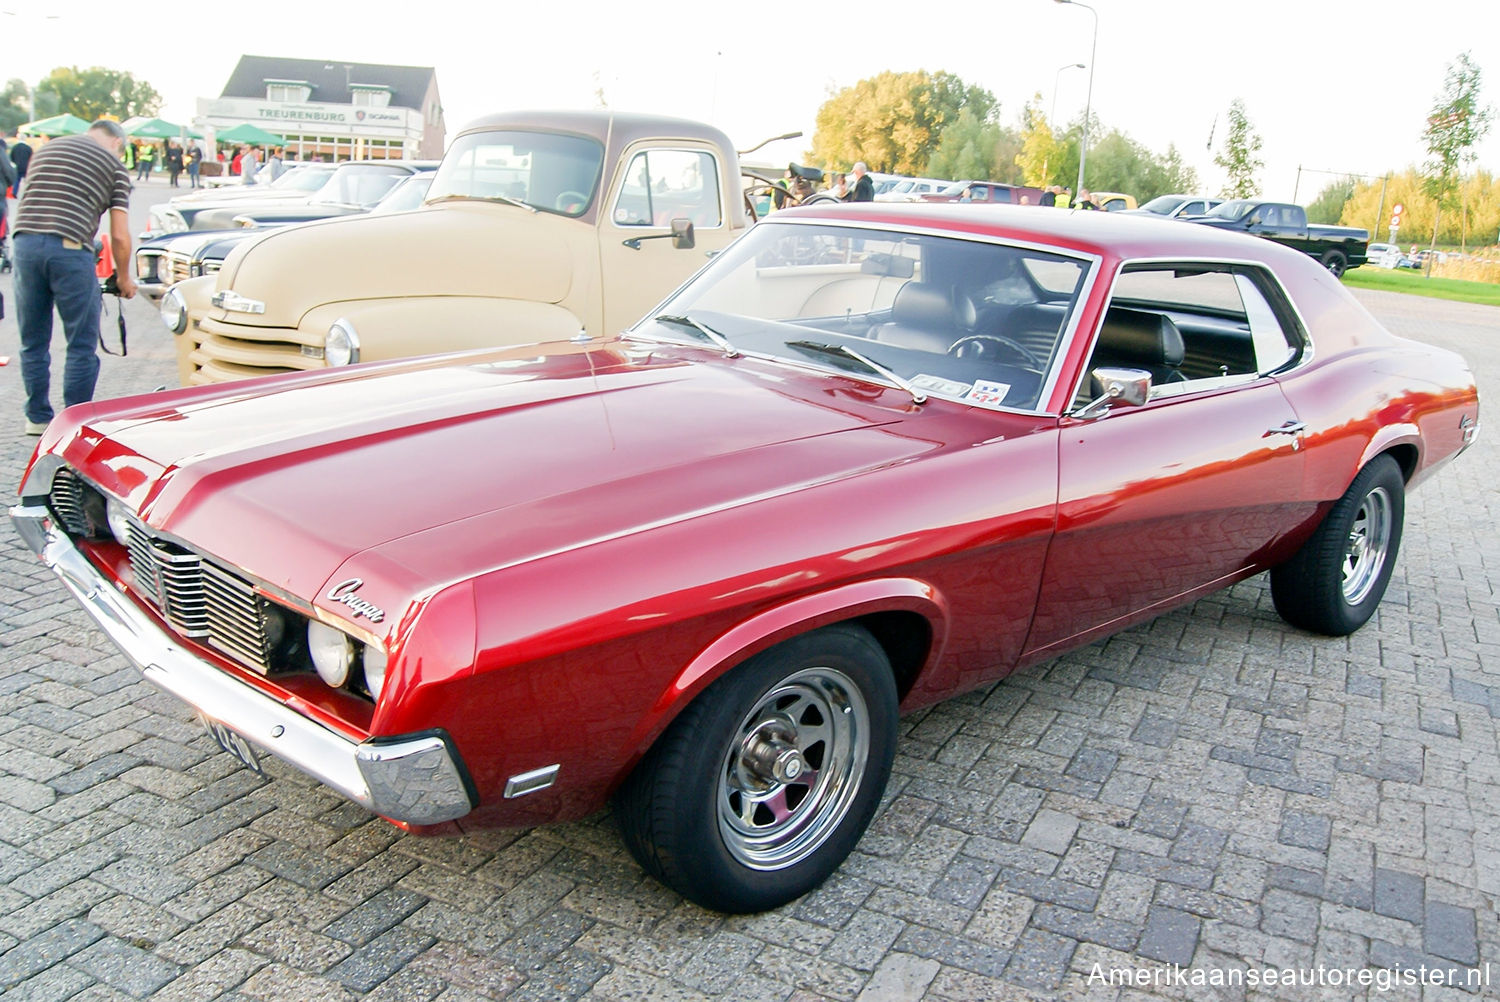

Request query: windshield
[
  {"left": 1139, "top": 195, "right": 1185, "bottom": 215},
  {"left": 632, "top": 221, "right": 1089, "bottom": 412},
  {"left": 370, "top": 173, "right": 434, "bottom": 215},
  {"left": 426, "top": 129, "right": 605, "bottom": 216},
  {"left": 938, "top": 182, "right": 967, "bottom": 197},
  {"left": 888, "top": 180, "right": 914, "bottom": 194},
  {"left": 309, "top": 165, "right": 416, "bottom": 207},
  {"left": 1205, "top": 200, "right": 1256, "bottom": 220},
  {"left": 271, "top": 165, "right": 336, "bottom": 191}
]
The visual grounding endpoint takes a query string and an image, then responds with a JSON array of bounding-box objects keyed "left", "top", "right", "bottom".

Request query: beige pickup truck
[{"left": 162, "top": 110, "right": 760, "bottom": 384}]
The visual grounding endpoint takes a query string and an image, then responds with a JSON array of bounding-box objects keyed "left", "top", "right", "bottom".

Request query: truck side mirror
[{"left": 622, "top": 218, "right": 697, "bottom": 251}]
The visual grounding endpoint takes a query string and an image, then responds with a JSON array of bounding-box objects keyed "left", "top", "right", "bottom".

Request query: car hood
[
  {"left": 56, "top": 340, "right": 926, "bottom": 622},
  {"left": 211, "top": 202, "right": 577, "bottom": 329}
]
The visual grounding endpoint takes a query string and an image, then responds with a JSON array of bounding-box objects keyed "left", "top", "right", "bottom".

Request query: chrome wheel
[
  {"left": 717, "top": 667, "right": 869, "bottom": 871},
  {"left": 1342, "top": 486, "right": 1393, "bottom": 605}
]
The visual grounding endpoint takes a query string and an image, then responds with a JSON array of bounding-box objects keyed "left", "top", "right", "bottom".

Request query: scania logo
[
  {"left": 355, "top": 110, "right": 365, "bottom": 121},
  {"left": 327, "top": 578, "right": 385, "bottom": 622}
]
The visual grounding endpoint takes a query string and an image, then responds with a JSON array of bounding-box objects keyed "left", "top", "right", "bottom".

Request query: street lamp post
[
  {"left": 1051, "top": 62, "right": 1085, "bottom": 124},
  {"left": 1053, "top": 0, "right": 1098, "bottom": 200}
]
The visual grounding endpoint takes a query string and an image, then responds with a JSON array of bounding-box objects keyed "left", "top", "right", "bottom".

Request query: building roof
[{"left": 220, "top": 56, "right": 436, "bottom": 110}]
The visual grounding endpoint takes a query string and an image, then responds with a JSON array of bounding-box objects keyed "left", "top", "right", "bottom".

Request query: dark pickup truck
[{"left": 1183, "top": 199, "right": 1368, "bottom": 277}]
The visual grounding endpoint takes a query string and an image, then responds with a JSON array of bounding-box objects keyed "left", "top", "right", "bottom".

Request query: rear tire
[
  {"left": 615, "top": 624, "right": 897, "bottom": 913},
  {"left": 1271, "top": 455, "right": 1404, "bottom": 635},
  {"left": 1321, "top": 249, "right": 1348, "bottom": 278}
]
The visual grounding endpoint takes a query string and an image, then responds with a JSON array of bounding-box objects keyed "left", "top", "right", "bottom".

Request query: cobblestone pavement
[{"left": 2, "top": 193, "right": 1497, "bottom": 1001}]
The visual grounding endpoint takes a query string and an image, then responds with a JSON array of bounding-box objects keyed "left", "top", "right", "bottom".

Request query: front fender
[{"left": 616, "top": 577, "right": 949, "bottom": 778}]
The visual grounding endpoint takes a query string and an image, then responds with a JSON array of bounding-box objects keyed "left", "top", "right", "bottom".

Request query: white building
[{"left": 195, "top": 55, "right": 445, "bottom": 161}]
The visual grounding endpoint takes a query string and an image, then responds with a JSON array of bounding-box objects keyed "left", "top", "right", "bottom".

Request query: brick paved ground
[{"left": 2, "top": 190, "right": 1497, "bottom": 1000}]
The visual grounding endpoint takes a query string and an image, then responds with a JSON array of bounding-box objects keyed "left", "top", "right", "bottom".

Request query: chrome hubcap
[
  {"left": 1342, "top": 486, "right": 1392, "bottom": 605},
  {"left": 717, "top": 667, "right": 869, "bottom": 871}
]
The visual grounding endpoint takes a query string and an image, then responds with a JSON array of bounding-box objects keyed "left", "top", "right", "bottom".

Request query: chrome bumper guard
[{"left": 9, "top": 503, "right": 476, "bottom": 826}]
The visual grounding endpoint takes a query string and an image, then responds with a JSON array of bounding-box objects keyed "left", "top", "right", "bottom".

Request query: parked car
[
  {"left": 1090, "top": 191, "right": 1137, "bottom": 211},
  {"left": 13, "top": 205, "right": 1477, "bottom": 913},
  {"left": 1368, "top": 242, "right": 1420, "bottom": 269},
  {"left": 1183, "top": 199, "right": 1369, "bottom": 276},
  {"left": 164, "top": 110, "right": 756, "bottom": 386},
  {"left": 874, "top": 177, "right": 950, "bottom": 202},
  {"left": 1126, "top": 193, "right": 1222, "bottom": 219},
  {"left": 139, "top": 174, "right": 437, "bottom": 301},
  {"left": 148, "top": 163, "right": 337, "bottom": 233},
  {"left": 920, "top": 180, "right": 1046, "bottom": 205}
]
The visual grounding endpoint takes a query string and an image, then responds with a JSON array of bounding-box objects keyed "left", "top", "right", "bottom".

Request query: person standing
[
  {"left": 1039, "top": 185, "right": 1057, "bottom": 207},
  {"left": 185, "top": 141, "right": 203, "bottom": 188},
  {"left": 165, "top": 140, "right": 184, "bottom": 188},
  {"left": 263, "top": 146, "right": 283, "bottom": 183},
  {"left": 11, "top": 119, "right": 137, "bottom": 435},
  {"left": 240, "top": 144, "right": 259, "bottom": 184},
  {"left": 135, "top": 141, "right": 155, "bottom": 180},
  {"left": 9, "top": 135, "right": 32, "bottom": 192},
  {"left": 848, "top": 162, "right": 874, "bottom": 202}
]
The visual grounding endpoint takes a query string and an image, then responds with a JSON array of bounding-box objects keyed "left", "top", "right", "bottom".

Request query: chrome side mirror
[{"left": 1072, "top": 367, "right": 1152, "bottom": 420}]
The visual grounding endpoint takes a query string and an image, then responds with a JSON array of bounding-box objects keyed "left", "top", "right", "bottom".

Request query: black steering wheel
[{"left": 947, "top": 334, "right": 1042, "bottom": 370}]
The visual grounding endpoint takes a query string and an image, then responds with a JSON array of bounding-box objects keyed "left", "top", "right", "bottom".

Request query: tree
[
  {"left": 1, "top": 78, "right": 30, "bottom": 133},
  {"left": 808, "top": 70, "right": 996, "bottom": 175},
  {"left": 1307, "top": 177, "right": 1356, "bottom": 225},
  {"left": 35, "top": 66, "right": 160, "bottom": 122},
  {"left": 1013, "top": 94, "right": 1064, "bottom": 187},
  {"left": 1421, "top": 52, "right": 1492, "bottom": 256},
  {"left": 1213, "top": 98, "right": 1262, "bottom": 198},
  {"left": 926, "top": 107, "right": 999, "bottom": 181}
]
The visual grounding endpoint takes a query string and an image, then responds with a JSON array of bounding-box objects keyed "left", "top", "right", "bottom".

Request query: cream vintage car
[{"left": 162, "top": 110, "right": 757, "bottom": 385}]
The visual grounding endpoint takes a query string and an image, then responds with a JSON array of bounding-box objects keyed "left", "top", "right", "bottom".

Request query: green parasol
[
  {"left": 128, "top": 117, "right": 202, "bottom": 140},
  {"left": 20, "top": 113, "right": 92, "bottom": 137},
  {"left": 215, "top": 123, "right": 286, "bottom": 146}
]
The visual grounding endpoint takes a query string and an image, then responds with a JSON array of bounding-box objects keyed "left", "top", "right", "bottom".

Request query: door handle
[{"left": 1265, "top": 420, "right": 1305, "bottom": 436}]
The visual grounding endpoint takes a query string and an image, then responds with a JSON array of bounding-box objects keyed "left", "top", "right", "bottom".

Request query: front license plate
[{"left": 201, "top": 716, "right": 264, "bottom": 775}]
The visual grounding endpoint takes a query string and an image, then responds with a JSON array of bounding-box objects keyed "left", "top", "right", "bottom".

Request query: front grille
[
  {"left": 49, "top": 470, "right": 91, "bottom": 536},
  {"left": 166, "top": 252, "right": 193, "bottom": 285},
  {"left": 123, "top": 518, "right": 275, "bottom": 674}
]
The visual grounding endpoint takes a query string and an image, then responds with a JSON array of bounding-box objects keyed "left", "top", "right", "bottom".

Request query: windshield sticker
[
  {"left": 964, "top": 380, "right": 1012, "bottom": 407},
  {"left": 910, "top": 374, "right": 972, "bottom": 397}
]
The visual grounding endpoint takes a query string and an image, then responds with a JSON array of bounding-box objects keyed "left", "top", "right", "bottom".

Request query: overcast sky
[{"left": 10, "top": 0, "right": 1498, "bottom": 202}]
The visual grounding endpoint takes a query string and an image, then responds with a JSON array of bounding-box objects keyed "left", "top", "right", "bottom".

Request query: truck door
[{"left": 598, "top": 143, "right": 736, "bottom": 335}]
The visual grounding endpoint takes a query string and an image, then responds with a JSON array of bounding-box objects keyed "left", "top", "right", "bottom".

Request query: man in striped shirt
[{"left": 12, "top": 119, "right": 137, "bottom": 435}]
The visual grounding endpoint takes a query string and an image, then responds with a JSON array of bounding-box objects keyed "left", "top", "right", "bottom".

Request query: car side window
[
  {"left": 1081, "top": 263, "right": 1302, "bottom": 405},
  {"left": 614, "top": 149, "right": 722, "bottom": 229}
]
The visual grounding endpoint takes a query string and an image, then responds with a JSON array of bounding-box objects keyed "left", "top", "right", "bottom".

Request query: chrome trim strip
[
  {"left": 504, "top": 764, "right": 560, "bottom": 799},
  {"left": 7, "top": 503, "right": 474, "bottom": 826}
]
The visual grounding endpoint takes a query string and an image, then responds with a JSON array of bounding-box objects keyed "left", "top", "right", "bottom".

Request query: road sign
[{"left": 1392, "top": 203, "right": 1404, "bottom": 215}]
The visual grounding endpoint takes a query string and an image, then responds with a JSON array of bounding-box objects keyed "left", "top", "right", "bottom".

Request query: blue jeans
[{"left": 13, "top": 233, "right": 103, "bottom": 424}]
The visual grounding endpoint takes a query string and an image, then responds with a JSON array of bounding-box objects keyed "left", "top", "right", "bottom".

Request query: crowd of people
[{"left": 120, "top": 139, "right": 296, "bottom": 188}]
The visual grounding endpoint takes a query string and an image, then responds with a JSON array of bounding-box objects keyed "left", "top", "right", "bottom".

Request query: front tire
[
  {"left": 1271, "top": 455, "right": 1404, "bottom": 635},
  {"left": 615, "top": 624, "right": 898, "bottom": 913}
]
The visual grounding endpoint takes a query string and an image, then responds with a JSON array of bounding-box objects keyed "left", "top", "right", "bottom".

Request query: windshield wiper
[
  {"left": 653, "top": 314, "right": 739, "bottom": 358},
  {"left": 785, "top": 339, "right": 927, "bottom": 404},
  {"left": 425, "top": 193, "right": 537, "bottom": 214}
]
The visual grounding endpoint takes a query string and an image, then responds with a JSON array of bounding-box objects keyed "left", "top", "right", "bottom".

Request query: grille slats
[
  {"left": 49, "top": 472, "right": 281, "bottom": 677},
  {"left": 122, "top": 518, "right": 274, "bottom": 674},
  {"left": 49, "top": 471, "right": 91, "bottom": 537}
]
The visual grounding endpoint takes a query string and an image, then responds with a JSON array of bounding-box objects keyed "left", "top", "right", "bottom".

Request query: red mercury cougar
[{"left": 12, "top": 204, "right": 1478, "bottom": 912}]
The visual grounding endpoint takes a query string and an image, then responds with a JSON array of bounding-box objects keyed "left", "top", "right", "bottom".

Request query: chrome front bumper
[{"left": 9, "top": 502, "right": 476, "bottom": 826}]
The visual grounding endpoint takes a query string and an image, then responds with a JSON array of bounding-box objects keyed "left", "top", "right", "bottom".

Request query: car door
[
  {"left": 1025, "top": 264, "right": 1318, "bottom": 656},
  {"left": 599, "top": 143, "right": 736, "bottom": 334}
]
